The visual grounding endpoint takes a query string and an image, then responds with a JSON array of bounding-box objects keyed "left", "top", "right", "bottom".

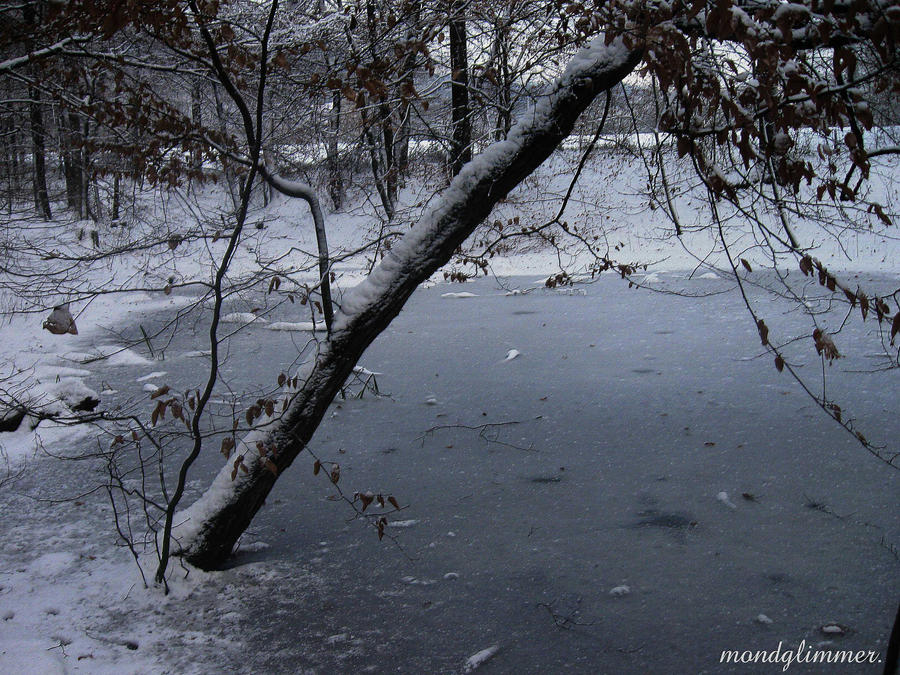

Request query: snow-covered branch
[{"left": 0, "top": 35, "right": 90, "bottom": 75}]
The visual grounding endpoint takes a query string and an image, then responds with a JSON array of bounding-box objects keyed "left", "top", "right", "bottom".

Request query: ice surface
[{"left": 1, "top": 273, "right": 898, "bottom": 674}]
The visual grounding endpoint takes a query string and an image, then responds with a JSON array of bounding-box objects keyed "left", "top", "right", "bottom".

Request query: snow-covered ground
[{"left": 1, "top": 147, "right": 898, "bottom": 672}]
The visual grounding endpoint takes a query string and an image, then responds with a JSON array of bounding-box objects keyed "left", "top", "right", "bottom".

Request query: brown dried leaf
[
  {"left": 891, "top": 313, "right": 900, "bottom": 345},
  {"left": 775, "top": 355, "right": 784, "bottom": 372},
  {"left": 264, "top": 459, "right": 278, "bottom": 476},
  {"left": 150, "top": 385, "right": 170, "bottom": 399},
  {"left": 740, "top": 258, "right": 752, "bottom": 273},
  {"left": 277, "top": 373, "right": 286, "bottom": 387},
  {"left": 388, "top": 495, "right": 399, "bottom": 510},
  {"left": 330, "top": 464, "right": 341, "bottom": 484},
  {"left": 221, "top": 436, "right": 235, "bottom": 458},
  {"left": 313, "top": 459, "right": 321, "bottom": 475},
  {"left": 799, "top": 255, "right": 813, "bottom": 276},
  {"left": 757, "top": 319, "right": 769, "bottom": 346}
]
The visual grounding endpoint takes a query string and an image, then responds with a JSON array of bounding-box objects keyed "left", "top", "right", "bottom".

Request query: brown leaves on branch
[
  {"left": 813, "top": 328, "right": 841, "bottom": 362},
  {"left": 353, "top": 491, "right": 400, "bottom": 513}
]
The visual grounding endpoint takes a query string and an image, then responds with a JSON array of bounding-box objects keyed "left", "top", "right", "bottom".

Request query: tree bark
[
  {"left": 62, "top": 111, "right": 83, "bottom": 217},
  {"left": 448, "top": 0, "right": 471, "bottom": 176},
  {"left": 494, "top": 17, "right": 512, "bottom": 141},
  {"left": 24, "top": 1, "right": 51, "bottom": 219},
  {"left": 28, "top": 85, "right": 52, "bottom": 219},
  {"left": 326, "top": 87, "right": 343, "bottom": 210},
  {"left": 395, "top": 0, "right": 421, "bottom": 181},
  {"left": 173, "top": 40, "right": 643, "bottom": 571}
]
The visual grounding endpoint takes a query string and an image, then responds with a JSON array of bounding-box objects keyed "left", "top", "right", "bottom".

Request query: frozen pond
[{"left": 7, "top": 272, "right": 900, "bottom": 673}]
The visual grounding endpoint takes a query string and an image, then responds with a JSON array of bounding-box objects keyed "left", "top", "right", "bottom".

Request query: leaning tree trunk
[{"left": 173, "top": 39, "right": 642, "bottom": 571}]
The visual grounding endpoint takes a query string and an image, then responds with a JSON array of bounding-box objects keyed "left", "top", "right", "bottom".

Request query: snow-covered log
[{"left": 172, "top": 38, "right": 643, "bottom": 570}]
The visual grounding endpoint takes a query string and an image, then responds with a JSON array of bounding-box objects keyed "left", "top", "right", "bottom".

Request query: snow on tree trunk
[{"left": 172, "top": 39, "right": 642, "bottom": 571}]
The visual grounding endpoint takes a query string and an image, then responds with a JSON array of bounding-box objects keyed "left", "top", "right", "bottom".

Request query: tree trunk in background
[
  {"left": 395, "top": 0, "right": 421, "bottom": 182},
  {"left": 494, "top": 18, "right": 512, "bottom": 141},
  {"left": 365, "top": 0, "right": 398, "bottom": 213},
  {"left": 62, "top": 112, "right": 83, "bottom": 217},
  {"left": 28, "top": 85, "right": 52, "bottom": 219},
  {"left": 448, "top": 0, "right": 471, "bottom": 176},
  {"left": 212, "top": 83, "right": 239, "bottom": 213},
  {"left": 326, "top": 87, "right": 343, "bottom": 210},
  {"left": 175, "top": 42, "right": 643, "bottom": 571},
  {"left": 24, "top": 1, "right": 51, "bottom": 219},
  {"left": 111, "top": 173, "right": 119, "bottom": 221}
]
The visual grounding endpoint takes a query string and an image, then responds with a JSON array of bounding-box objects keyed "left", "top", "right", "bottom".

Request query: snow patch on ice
[
  {"left": 441, "top": 292, "right": 478, "bottom": 299},
  {"left": 34, "top": 365, "right": 92, "bottom": 379},
  {"left": 136, "top": 371, "right": 167, "bottom": 382},
  {"left": 463, "top": 645, "right": 500, "bottom": 672},
  {"left": 717, "top": 491, "right": 738, "bottom": 509},
  {"left": 104, "top": 349, "right": 153, "bottom": 367},
  {"left": 267, "top": 321, "right": 326, "bottom": 332},
  {"left": 389, "top": 519, "right": 420, "bottom": 528},
  {"left": 221, "top": 312, "right": 267, "bottom": 325}
]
